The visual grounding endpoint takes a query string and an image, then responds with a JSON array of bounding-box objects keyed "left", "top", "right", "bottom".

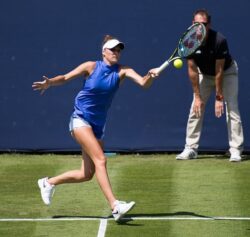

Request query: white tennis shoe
[
  {"left": 176, "top": 148, "right": 198, "bottom": 160},
  {"left": 229, "top": 153, "right": 242, "bottom": 162},
  {"left": 38, "top": 177, "right": 55, "bottom": 205},
  {"left": 112, "top": 200, "right": 135, "bottom": 221}
]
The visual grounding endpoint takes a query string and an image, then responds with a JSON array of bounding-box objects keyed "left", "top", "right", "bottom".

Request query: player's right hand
[{"left": 32, "top": 76, "right": 50, "bottom": 95}]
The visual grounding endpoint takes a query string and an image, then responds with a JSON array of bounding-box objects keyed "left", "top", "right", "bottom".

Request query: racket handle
[
  {"left": 156, "top": 56, "right": 180, "bottom": 74},
  {"left": 156, "top": 60, "right": 170, "bottom": 74}
]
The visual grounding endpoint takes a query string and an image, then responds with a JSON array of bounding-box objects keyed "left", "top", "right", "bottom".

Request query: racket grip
[{"left": 156, "top": 60, "right": 170, "bottom": 74}]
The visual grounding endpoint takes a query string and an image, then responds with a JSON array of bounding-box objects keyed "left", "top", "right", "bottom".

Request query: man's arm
[
  {"left": 187, "top": 59, "right": 203, "bottom": 117},
  {"left": 215, "top": 59, "right": 225, "bottom": 99},
  {"left": 214, "top": 59, "right": 225, "bottom": 117},
  {"left": 187, "top": 59, "right": 200, "bottom": 99}
]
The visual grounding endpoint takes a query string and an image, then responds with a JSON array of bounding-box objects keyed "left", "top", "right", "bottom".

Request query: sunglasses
[{"left": 194, "top": 22, "right": 209, "bottom": 26}]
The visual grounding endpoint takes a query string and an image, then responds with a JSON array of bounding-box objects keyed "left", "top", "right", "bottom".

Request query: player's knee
[
  {"left": 74, "top": 169, "right": 94, "bottom": 182},
  {"left": 94, "top": 155, "right": 107, "bottom": 168}
]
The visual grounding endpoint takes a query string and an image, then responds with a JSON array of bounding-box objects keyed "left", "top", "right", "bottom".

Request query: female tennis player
[{"left": 32, "top": 35, "right": 158, "bottom": 221}]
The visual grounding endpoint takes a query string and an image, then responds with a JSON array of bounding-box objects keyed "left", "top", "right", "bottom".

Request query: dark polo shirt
[{"left": 189, "top": 29, "right": 233, "bottom": 76}]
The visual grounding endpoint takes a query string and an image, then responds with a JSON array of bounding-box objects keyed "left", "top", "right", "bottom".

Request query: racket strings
[{"left": 178, "top": 24, "right": 206, "bottom": 57}]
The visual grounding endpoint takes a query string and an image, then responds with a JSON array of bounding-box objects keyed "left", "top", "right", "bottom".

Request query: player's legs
[
  {"left": 71, "top": 127, "right": 136, "bottom": 219},
  {"left": 48, "top": 149, "right": 95, "bottom": 185},
  {"left": 47, "top": 115, "right": 96, "bottom": 185},
  {"left": 38, "top": 148, "right": 95, "bottom": 205},
  {"left": 38, "top": 115, "right": 135, "bottom": 219},
  {"left": 71, "top": 126, "right": 116, "bottom": 208},
  {"left": 223, "top": 61, "right": 244, "bottom": 159}
]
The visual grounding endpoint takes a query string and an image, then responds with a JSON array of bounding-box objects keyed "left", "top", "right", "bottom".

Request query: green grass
[
  {"left": 0, "top": 221, "right": 99, "bottom": 237},
  {"left": 0, "top": 153, "right": 250, "bottom": 236},
  {"left": 107, "top": 220, "right": 250, "bottom": 237}
]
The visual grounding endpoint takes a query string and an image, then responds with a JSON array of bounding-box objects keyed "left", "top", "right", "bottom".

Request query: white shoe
[
  {"left": 176, "top": 148, "right": 197, "bottom": 160},
  {"left": 38, "top": 177, "right": 55, "bottom": 205},
  {"left": 229, "top": 153, "right": 242, "bottom": 162},
  {"left": 112, "top": 200, "right": 135, "bottom": 221}
]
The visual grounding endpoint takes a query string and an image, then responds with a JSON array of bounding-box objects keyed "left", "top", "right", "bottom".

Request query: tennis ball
[{"left": 173, "top": 59, "right": 183, "bottom": 69}]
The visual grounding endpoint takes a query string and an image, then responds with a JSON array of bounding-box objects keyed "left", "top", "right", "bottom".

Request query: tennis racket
[{"left": 156, "top": 22, "right": 206, "bottom": 74}]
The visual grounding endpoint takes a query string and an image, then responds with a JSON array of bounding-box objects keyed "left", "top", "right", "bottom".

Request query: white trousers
[{"left": 185, "top": 61, "right": 244, "bottom": 154}]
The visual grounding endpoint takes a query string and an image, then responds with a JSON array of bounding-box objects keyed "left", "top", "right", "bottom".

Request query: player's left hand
[{"left": 215, "top": 100, "right": 224, "bottom": 118}]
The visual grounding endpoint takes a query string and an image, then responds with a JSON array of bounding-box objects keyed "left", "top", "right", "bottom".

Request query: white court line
[
  {"left": 1, "top": 216, "right": 250, "bottom": 222},
  {"left": 97, "top": 219, "right": 108, "bottom": 237},
  {"left": 0, "top": 217, "right": 103, "bottom": 222},
  {"left": 126, "top": 217, "right": 250, "bottom": 220}
]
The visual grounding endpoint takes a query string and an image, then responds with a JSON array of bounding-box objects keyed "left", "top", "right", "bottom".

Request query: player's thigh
[
  {"left": 72, "top": 127, "right": 106, "bottom": 164},
  {"left": 81, "top": 144, "right": 104, "bottom": 170}
]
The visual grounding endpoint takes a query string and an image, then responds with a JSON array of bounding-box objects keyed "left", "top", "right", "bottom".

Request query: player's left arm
[{"left": 119, "top": 66, "right": 158, "bottom": 88}]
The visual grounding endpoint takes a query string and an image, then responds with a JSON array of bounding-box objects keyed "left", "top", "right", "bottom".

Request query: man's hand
[
  {"left": 193, "top": 97, "right": 204, "bottom": 117},
  {"left": 215, "top": 100, "right": 224, "bottom": 118}
]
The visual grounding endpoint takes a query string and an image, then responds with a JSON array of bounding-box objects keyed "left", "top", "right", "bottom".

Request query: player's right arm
[
  {"left": 32, "top": 61, "right": 96, "bottom": 94},
  {"left": 187, "top": 59, "right": 203, "bottom": 117}
]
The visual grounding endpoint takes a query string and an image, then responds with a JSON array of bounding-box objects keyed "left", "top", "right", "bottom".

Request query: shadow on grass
[
  {"left": 127, "top": 211, "right": 211, "bottom": 218},
  {"left": 115, "top": 211, "right": 212, "bottom": 225},
  {"left": 196, "top": 155, "right": 228, "bottom": 160},
  {"left": 52, "top": 215, "right": 108, "bottom": 219},
  {"left": 53, "top": 211, "right": 211, "bottom": 226},
  {"left": 243, "top": 155, "right": 250, "bottom": 161},
  {"left": 187, "top": 154, "right": 250, "bottom": 162}
]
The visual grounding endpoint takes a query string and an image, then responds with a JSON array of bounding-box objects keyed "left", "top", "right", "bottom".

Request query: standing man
[{"left": 176, "top": 9, "right": 244, "bottom": 162}]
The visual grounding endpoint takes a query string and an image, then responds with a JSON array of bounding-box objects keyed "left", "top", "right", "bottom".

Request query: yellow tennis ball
[{"left": 173, "top": 59, "right": 183, "bottom": 69}]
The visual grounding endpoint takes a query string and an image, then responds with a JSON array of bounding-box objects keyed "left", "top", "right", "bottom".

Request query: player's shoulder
[
  {"left": 81, "top": 61, "right": 96, "bottom": 70},
  {"left": 76, "top": 61, "right": 97, "bottom": 77},
  {"left": 84, "top": 61, "right": 97, "bottom": 66}
]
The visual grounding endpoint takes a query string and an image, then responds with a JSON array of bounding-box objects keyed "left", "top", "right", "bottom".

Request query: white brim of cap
[{"left": 102, "top": 39, "right": 124, "bottom": 51}]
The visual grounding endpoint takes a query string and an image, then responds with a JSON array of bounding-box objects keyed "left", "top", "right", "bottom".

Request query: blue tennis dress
[{"left": 72, "top": 60, "right": 120, "bottom": 138}]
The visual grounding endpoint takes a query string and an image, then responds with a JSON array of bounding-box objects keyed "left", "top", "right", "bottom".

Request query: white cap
[{"left": 102, "top": 39, "right": 125, "bottom": 51}]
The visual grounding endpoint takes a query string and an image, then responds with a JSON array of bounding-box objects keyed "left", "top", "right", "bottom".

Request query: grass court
[{"left": 0, "top": 153, "right": 250, "bottom": 237}]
